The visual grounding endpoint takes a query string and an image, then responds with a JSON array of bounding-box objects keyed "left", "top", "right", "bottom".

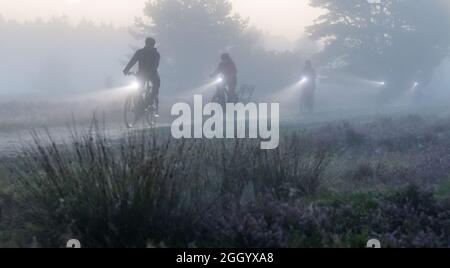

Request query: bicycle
[
  {"left": 211, "top": 76, "right": 238, "bottom": 109},
  {"left": 124, "top": 73, "right": 158, "bottom": 129}
]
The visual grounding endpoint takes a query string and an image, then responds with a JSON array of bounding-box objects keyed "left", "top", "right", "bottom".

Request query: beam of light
[
  {"left": 298, "top": 77, "right": 308, "bottom": 84},
  {"left": 64, "top": 80, "right": 141, "bottom": 104},
  {"left": 215, "top": 77, "right": 224, "bottom": 84},
  {"left": 74, "top": 86, "right": 135, "bottom": 102},
  {"left": 328, "top": 73, "right": 387, "bottom": 88},
  {"left": 363, "top": 79, "right": 386, "bottom": 87},
  {"left": 179, "top": 78, "right": 224, "bottom": 99},
  {"left": 410, "top": 81, "right": 419, "bottom": 93},
  {"left": 130, "top": 81, "right": 140, "bottom": 90},
  {"left": 269, "top": 82, "right": 303, "bottom": 103},
  {"left": 183, "top": 82, "right": 215, "bottom": 97}
]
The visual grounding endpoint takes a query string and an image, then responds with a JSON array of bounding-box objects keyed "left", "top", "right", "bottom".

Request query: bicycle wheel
[
  {"left": 145, "top": 110, "right": 156, "bottom": 127},
  {"left": 144, "top": 85, "right": 157, "bottom": 127},
  {"left": 124, "top": 94, "right": 141, "bottom": 129},
  {"left": 212, "top": 88, "right": 227, "bottom": 109}
]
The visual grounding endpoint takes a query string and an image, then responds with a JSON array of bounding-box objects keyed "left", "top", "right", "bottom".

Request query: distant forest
[{"left": 1, "top": 0, "right": 450, "bottom": 102}]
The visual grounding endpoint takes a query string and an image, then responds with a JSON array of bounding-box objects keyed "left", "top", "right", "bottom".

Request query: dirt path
[
  {"left": 0, "top": 123, "right": 160, "bottom": 158},
  {"left": 1, "top": 104, "right": 448, "bottom": 158}
]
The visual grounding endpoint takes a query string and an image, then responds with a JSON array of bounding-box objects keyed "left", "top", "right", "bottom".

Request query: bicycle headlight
[
  {"left": 130, "top": 81, "right": 140, "bottom": 90},
  {"left": 215, "top": 77, "right": 224, "bottom": 84}
]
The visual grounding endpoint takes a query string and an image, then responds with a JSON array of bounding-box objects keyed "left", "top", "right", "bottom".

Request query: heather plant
[
  {"left": 8, "top": 129, "right": 212, "bottom": 247},
  {"left": 2, "top": 114, "right": 450, "bottom": 248},
  {"left": 195, "top": 186, "right": 450, "bottom": 248},
  {"left": 4, "top": 126, "right": 335, "bottom": 247}
]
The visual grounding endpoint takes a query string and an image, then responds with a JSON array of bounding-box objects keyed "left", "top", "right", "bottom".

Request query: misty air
[{"left": 0, "top": 0, "right": 450, "bottom": 252}]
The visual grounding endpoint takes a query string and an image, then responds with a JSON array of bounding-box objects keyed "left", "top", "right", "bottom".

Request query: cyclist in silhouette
[
  {"left": 300, "top": 60, "right": 317, "bottom": 114},
  {"left": 210, "top": 53, "right": 238, "bottom": 103},
  {"left": 123, "top": 37, "right": 161, "bottom": 116}
]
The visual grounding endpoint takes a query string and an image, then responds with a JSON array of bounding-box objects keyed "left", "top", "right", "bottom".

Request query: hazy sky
[{"left": 0, "top": 0, "right": 322, "bottom": 40}]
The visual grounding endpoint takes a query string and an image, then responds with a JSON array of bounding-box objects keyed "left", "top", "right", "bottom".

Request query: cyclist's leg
[
  {"left": 300, "top": 91, "right": 307, "bottom": 114},
  {"left": 304, "top": 88, "right": 314, "bottom": 114},
  {"left": 309, "top": 90, "right": 315, "bottom": 114},
  {"left": 227, "top": 78, "right": 238, "bottom": 103},
  {"left": 212, "top": 86, "right": 221, "bottom": 103},
  {"left": 143, "top": 80, "right": 152, "bottom": 108},
  {"left": 149, "top": 73, "right": 161, "bottom": 111},
  {"left": 136, "top": 76, "right": 148, "bottom": 117},
  {"left": 220, "top": 88, "right": 226, "bottom": 106}
]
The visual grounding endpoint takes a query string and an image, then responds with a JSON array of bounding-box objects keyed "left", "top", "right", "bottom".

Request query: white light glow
[
  {"left": 215, "top": 77, "right": 224, "bottom": 84},
  {"left": 129, "top": 81, "right": 140, "bottom": 90},
  {"left": 299, "top": 77, "right": 308, "bottom": 84}
]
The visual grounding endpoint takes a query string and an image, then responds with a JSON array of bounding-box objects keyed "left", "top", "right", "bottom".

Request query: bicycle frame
[{"left": 124, "top": 75, "right": 157, "bottom": 128}]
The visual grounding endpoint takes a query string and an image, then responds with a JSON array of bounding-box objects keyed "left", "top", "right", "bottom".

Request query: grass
[
  {"left": 436, "top": 177, "right": 450, "bottom": 200},
  {"left": 1, "top": 114, "right": 450, "bottom": 248}
]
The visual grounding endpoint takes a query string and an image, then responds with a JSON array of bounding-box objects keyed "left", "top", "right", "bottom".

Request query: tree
[
  {"left": 131, "top": 0, "right": 254, "bottom": 90},
  {"left": 131, "top": 0, "right": 312, "bottom": 99},
  {"left": 307, "top": 0, "right": 450, "bottom": 98}
]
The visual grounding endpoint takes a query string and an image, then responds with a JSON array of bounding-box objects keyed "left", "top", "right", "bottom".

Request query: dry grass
[{"left": 1, "top": 114, "right": 450, "bottom": 248}]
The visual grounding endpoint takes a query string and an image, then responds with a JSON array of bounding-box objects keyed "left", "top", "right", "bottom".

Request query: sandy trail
[
  {"left": 0, "top": 122, "right": 170, "bottom": 158},
  {"left": 1, "top": 104, "right": 448, "bottom": 158}
]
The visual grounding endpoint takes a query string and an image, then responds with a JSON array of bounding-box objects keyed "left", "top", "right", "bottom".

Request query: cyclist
[
  {"left": 123, "top": 37, "right": 161, "bottom": 117},
  {"left": 300, "top": 60, "right": 317, "bottom": 114},
  {"left": 210, "top": 53, "right": 238, "bottom": 103}
]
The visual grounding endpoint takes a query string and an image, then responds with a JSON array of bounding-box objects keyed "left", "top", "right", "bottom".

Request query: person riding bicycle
[
  {"left": 210, "top": 53, "right": 238, "bottom": 103},
  {"left": 123, "top": 37, "right": 161, "bottom": 117},
  {"left": 300, "top": 60, "right": 317, "bottom": 114}
]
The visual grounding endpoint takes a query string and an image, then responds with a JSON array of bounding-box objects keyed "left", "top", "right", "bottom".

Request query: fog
[
  {"left": 1, "top": 0, "right": 450, "bottom": 131},
  {"left": 0, "top": 17, "right": 131, "bottom": 99},
  {"left": 3, "top": 0, "right": 450, "bottom": 249}
]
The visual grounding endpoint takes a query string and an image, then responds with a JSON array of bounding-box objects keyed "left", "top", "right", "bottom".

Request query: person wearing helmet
[
  {"left": 300, "top": 60, "right": 317, "bottom": 114},
  {"left": 123, "top": 37, "right": 161, "bottom": 116},
  {"left": 210, "top": 53, "right": 238, "bottom": 103}
]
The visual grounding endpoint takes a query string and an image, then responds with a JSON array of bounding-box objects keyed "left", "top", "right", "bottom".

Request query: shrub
[
  {"left": 9, "top": 129, "right": 208, "bottom": 247},
  {"left": 4, "top": 115, "right": 450, "bottom": 248}
]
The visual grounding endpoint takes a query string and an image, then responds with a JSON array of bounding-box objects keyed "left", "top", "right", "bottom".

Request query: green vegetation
[
  {"left": 1, "top": 115, "right": 450, "bottom": 248},
  {"left": 436, "top": 177, "right": 450, "bottom": 200}
]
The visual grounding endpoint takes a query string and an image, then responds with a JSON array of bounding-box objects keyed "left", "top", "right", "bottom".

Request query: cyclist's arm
[
  {"left": 210, "top": 62, "right": 223, "bottom": 77},
  {"left": 155, "top": 52, "right": 161, "bottom": 70},
  {"left": 123, "top": 51, "right": 139, "bottom": 75}
]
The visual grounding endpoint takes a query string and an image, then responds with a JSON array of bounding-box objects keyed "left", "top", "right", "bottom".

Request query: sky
[{"left": 0, "top": 0, "right": 323, "bottom": 41}]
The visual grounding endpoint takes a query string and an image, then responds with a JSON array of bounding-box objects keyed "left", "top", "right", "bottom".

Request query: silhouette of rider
[
  {"left": 210, "top": 53, "right": 238, "bottom": 103},
  {"left": 300, "top": 60, "right": 317, "bottom": 114},
  {"left": 123, "top": 37, "right": 161, "bottom": 116}
]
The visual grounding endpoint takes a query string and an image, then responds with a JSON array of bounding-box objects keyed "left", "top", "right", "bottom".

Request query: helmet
[
  {"left": 221, "top": 53, "right": 231, "bottom": 61},
  {"left": 145, "top": 37, "right": 156, "bottom": 47}
]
